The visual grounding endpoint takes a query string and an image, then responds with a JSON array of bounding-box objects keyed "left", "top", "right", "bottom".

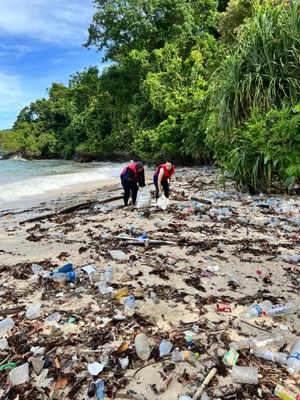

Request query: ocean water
[{"left": 0, "top": 158, "right": 127, "bottom": 208}]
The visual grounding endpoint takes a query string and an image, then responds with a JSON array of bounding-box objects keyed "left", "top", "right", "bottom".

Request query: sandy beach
[{"left": 0, "top": 166, "right": 299, "bottom": 399}]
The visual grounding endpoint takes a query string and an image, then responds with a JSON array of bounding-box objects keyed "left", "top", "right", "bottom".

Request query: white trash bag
[
  {"left": 136, "top": 186, "right": 152, "bottom": 209},
  {"left": 156, "top": 195, "right": 169, "bottom": 210}
]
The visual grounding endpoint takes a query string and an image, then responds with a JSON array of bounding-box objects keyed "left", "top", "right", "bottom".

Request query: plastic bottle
[
  {"left": 44, "top": 312, "right": 61, "bottom": 324},
  {"left": 25, "top": 302, "right": 42, "bottom": 320},
  {"left": 124, "top": 296, "right": 135, "bottom": 316},
  {"left": 0, "top": 317, "right": 14, "bottom": 337},
  {"left": 150, "top": 291, "right": 159, "bottom": 303},
  {"left": 135, "top": 333, "right": 151, "bottom": 360},
  {"left": 263, "top": 302, "right": 297, "bottom": 317},
  {"left": 287, "top": 341, "right": 300, "bottom": 373},
  {"left": 159, "top": 340, "right": 173, "bottom": 356},
  {"left": 95, "top": 379, "right": 105, "bottom": 400},
  {"left": 137, "top": 233, "right": 147, "bottom": 240},
  {"left": 232, "top": 365, "right": 258, "bottom": 384},
  {"left": 240, "top": 300, "right": 272, "bottom": 318},
  {"left": 282, "top": 254, "right": 300, "bottom": 264},
  {"left": 171, "top": 347, "right": 197, "bottom": 362},
  {"left": 50, "top": 269, "right": 81, "bottom": 283},
  {"left": 104, "top": 265, "right": 114, "bottom": 283},
  {"left": 248, "top": 332, "right": 285, "bottom": 349},
  {"left": 225, "top": 270, "right": 240, "bottom": 285},
  {"left": 250, "top": 349, "right": 287, "bottom": 364},
  {"left": 230, "top": 332, "right": 285, "bottom": 350}
]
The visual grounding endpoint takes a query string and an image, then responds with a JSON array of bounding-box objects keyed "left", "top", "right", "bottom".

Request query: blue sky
[{"left": 0, "top": 0, "right": 105, "bottom": 130}]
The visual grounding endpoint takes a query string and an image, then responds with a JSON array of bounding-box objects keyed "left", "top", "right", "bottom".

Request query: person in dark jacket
[
  {"left": 120, "top": 162, "right": 145, "bottom": 206},
  {"left": 153, "top": 161, "right": 175, "bottom": 200}
]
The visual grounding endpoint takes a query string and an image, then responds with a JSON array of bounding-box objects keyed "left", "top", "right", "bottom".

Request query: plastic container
[
  {"left": 9, "top": 363, "right": 29, "bottom": 385},
  {"left": 0, "top": 317, "right": 14, "bottom": 337},
  {"left": 95, "top": 379, "right": 105, "bottom": 400},
  {"left": 50, "top": 269, "right": 81, "bottom": 283},
  {"left": 250, "top": 349, "right": 287, "bottom": 364},
  {"left": 26, "top": 302, "right": 41, "bottom": 320},
  {"left": 104, "top": 265, "right": 114, "bottom": 283},
  {"left": 171, "top": 347, "right": 197, "bottom": 362},
  {"left": 232, "top": 365, "right": 258, "bottom": 384},
  {"left": 159, "top": 340, "right": 173, "bottom": 356},
  {"left": 124, "top": 296, "right": 135, "bottom": 316},
  {"left": 109, "top": 250, "right": 126, "bottom": 260},
  {"left": 135, "top": 333, "right": 151, "bottom": 360},
  {"left": 44, "top": 312, "right": 61, "bottom": 324},
  {"left": 49, "top": 263, "right": 73, "bottom": 275},
  {"left": 230, "top": 332, "right": 285, "bottom": 350},
  {"left": 287, "top": 341, "right": 300, "bottom": 373},
  {"left": 240, "top": 300, "right": 272, "bottom": 318},
  {"left": 263, "top": 302, "right": 297, "bottom": 317}
]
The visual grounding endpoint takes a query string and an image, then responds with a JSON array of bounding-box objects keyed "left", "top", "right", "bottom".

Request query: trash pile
[{"left": 0, "top": 167, "right": 299, "bottom": 399}]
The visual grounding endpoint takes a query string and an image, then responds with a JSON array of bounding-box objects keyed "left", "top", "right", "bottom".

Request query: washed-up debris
[{"left": 0, "top": 166, "right": 299, "bottom": 399}]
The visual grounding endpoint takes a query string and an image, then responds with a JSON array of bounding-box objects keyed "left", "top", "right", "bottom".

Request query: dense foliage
[{"left": 1, "top": 0, "right": 300, "bottom": 192}]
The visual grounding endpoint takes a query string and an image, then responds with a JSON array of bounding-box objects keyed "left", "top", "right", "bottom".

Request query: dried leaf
[{"left": 54, "top": 377, "right": 68, "bottom": 389}]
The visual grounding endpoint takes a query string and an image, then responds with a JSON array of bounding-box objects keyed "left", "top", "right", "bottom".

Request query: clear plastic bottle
[
  {"left": 124, "top": 296, "right": 135, "bottom": 316},
  {"left": 287, "top": 341, "right": 300, "bottom": 373},
  {"left": 263, "top": 302, "right": 297, "bottom": 317},
  {"left": 50, "top": 269, "right": 81, "bottom": 283},
  {"left": 104, "top": 265, "right": 114, "bottom": 283},
  {"left": 159, "top": 340, "right": 173, "bottom": 356},
  {"left": 250, "top": 349, "right": 287, "bottom": 364},
  {"left": 282, "top": 254, "right": 300, "bottom": 264},
  {"left": 150, "top": 291, "right": 159, "bottom": 303},
  {"left": 171, "top": 347, "right": 197, "bottom": 362},
  {"left": 240, "top": 300, "right": 272, "bottom": 318},
  {"left": 135, "top": 333, "right": 151, "bottom": 360},
  {"left": 26, "top": 302, "right": 41, "bottom": 320},
  {"left": 225, "top": 270, "right": 240, "bottom": 285},
  {"left": 44, "top": 312, "right": 61, "bottom": 324},
  {"left": 95, "top": 379, "right": 105, "bottom": 400},
  {"left": 230, "top": 332, "right": 285, "bottom": 350},
  {"left": 0, "top": 317, "right": 14, "bottom": 337}
]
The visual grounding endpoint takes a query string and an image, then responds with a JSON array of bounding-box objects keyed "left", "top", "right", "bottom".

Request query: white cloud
[
  {"left": 0, "top": 0, "right": 95, "bottom": 46},
  {"left": 0, "top": 72, "right": 48, "bottom": 128}
]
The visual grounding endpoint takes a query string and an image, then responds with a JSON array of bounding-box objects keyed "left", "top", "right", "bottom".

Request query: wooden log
[{"left": 19, "top": 195, "right": 123, "bottom": 225}]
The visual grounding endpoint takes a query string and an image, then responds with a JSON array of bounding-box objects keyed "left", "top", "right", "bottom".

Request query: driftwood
[
  {"left": 115, "top": 237, "right": 176, "bottom": 245},
  {"left": 190, "top": 196, "right": 212, "bottom": 205},
  {"left": 19, "top": 195, "right": 123, "bottom": 225},
  {"left": 0, "top": 305, "right": 26, "bottom": 317},
  {"left": 192, "top": 367, "right": 217, "bottom": 399}
]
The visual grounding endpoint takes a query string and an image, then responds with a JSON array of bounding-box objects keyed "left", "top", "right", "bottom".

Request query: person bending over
[
  {"left": 120, "top": 162, "right": 145, "bottom": 206},
  {"left": 153, "top": 161, "right": 175, "bottom": 200}
]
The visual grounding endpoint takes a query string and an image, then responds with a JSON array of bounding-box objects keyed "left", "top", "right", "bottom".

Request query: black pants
[
  {"left": 121, "top": 178, "right": 138, "bottom": 206},
  {"left": 153, "top": 176, "right": 169, "bottom": 200}
]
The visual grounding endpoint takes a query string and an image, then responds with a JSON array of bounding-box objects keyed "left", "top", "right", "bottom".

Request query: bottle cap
[{"left": 263, "top": 311, "right": 267, "bottom": 315}]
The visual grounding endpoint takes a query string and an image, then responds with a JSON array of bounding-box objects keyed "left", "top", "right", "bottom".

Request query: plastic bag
[
  {"left": 157, "top": 195, "right": 169, "bottom": 210},
  {"left": 136, "top": 186, "right": 152, "bottom": 209}
]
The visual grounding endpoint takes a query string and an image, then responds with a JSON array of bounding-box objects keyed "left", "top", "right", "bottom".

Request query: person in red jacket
[
  {"left": 153, "top": 161, "right": 175, "bottom": 200},
  {"left": 120, "top": 162, "right": 145, "bottom": 206}
]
